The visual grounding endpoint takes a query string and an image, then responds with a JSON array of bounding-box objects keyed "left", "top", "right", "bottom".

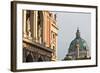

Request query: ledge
[{"left": 23, "top": 39, "right": 54, "bottom": 53}]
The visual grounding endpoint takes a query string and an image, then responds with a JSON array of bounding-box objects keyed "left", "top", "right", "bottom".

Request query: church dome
[
  {"left": 63, "top": 28, "right": 90, "bottom": 60},
  {"left": 68, "top": 28, "right": 88, "bottom": 53}
]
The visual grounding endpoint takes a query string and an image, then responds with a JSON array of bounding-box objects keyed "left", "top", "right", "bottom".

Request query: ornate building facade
[
  {"left": 22, "top": 10, "right": 58, "bottom": 62},
  {"left": 64, "top": 28, "right": 91, "bottom": 60}
]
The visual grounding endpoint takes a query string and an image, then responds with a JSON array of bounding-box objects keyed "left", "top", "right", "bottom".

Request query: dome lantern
[{"left": 76, "top": 27, "right": 80, "bottom": 38}]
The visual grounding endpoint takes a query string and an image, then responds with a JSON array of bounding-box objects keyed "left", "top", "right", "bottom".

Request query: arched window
[
  {"left": 26, "top": 53, "right": 33, "bottom": 62},
  {"left": 38, "top": 56, "right": 43, "bottom": 62}
]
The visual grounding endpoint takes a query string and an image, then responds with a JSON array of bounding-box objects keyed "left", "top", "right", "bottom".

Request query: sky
[{"left": 54, "top": 11, "right": 91, "bottom": 60}]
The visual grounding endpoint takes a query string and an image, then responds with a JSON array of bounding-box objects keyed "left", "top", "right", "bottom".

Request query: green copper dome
[
  {"left": 63, "top": 28, "right": 90, "bottom": 60},
  {"left": 68, "top": 28, "right": 88, "bottom": 53}
]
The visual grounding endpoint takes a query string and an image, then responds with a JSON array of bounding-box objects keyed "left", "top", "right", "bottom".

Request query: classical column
[
  {"left": 23, "top": 10, "right": 27, "bottom": 38},
  {"left": 43, "top": 12, "right": 47, "bottom": 46},
  {"left": 55, "top": 34, "right": 58, "bottom": 60},
  {"left": 76, "top": 44, "right": 80, "bottom": 59},
  {"left": 42, "top": 12, "right": 45, "bottom": 45},
  {"left": 34, "top": 11, "right": 38, "bottom": 42}
]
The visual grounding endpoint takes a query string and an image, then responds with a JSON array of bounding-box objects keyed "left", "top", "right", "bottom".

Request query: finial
[
  {"left": 77, "top": 27, "right": 79, "bottom": 32},
  {"left": 76, "top": 27, "right": 80, "bottom": 38}
]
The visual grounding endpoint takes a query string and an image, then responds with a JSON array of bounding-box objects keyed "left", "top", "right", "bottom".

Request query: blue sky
[{"left": 54, "top": 11, "right": 91, "bottom": 60}]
